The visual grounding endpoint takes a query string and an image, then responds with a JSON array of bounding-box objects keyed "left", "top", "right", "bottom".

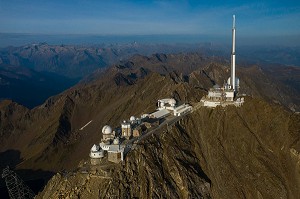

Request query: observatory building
[
  {"left": 201, "top": 15, "right": 244, "bottom": 108},
  {"left": 151, "top": 98, "right": 192, "bottom": 117},
  {"left": 89, "top": 125, "right": 114, "bottom": 165},
  {"left": 158, "top": 99, "right": 176, "bottom": 110},
  {"left": 89, "top": 144, "right": 104, "bottom": 165},
  {"left": 100, "top": 138, "right": 126, "bottom": 163},
  {"left": 88, "top": 98, "right": 193, "bottom": 164},
  {"left": 89, "top": 117, "right": 140, "bottom": 164},
  {"left": 88, "top": 124, "right": 127, "bottom": 164},
  {"left": 102, "top": 125, "right": 114, "bottom": 141},
  {"left": 121, "top": 121, "right": 132, "bottom": 139}
]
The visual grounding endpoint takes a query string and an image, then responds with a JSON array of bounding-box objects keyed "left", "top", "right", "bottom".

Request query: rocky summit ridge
[
  {"left": 37, "top": 98, "right": 300, "bottom": 199},
  {"left": 0, "top": 53, "right": 299, "bottom": 198}
]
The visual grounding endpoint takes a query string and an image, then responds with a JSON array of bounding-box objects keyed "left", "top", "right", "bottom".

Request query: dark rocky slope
[
  {"left": 110, "top": 98, "right": 299, "bottom": 199},
  {"left": 177, "top": 98, "right": 300, "bottom": 198}
]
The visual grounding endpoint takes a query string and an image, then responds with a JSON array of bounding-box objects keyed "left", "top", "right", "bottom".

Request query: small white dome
[
  {"left": 113, "top": 138, "right": 120, "bottom": 145},
  {"left": 130, "top": 116, "right": 136, "bottom": 121},
  {"left": 91, "top": 144, "right": 99, "bottom": 151},
  {"left": 102, "top": 125, "right": 112, "bottom": 135}
]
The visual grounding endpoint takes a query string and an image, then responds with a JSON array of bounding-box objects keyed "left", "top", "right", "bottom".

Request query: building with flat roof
[
  {"left": 100, "top": 141, "right": 125, "bottom": 163},
  {"left": 174, "top": 104, "right": 193, "bottom": 116},
  {"left": 150, "top": 109, "right": 170, "bottom": 119}
]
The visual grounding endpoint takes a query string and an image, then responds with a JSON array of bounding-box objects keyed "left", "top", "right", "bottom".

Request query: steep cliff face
[
  {"left": 37, "top": 98, "right": 300, "bottom": 198},
  {"left": 0, "top": 100, "right": 30, "bottom": 142},
  {"left": 175, "top": 98, "right": 300, "bottom": 199}
]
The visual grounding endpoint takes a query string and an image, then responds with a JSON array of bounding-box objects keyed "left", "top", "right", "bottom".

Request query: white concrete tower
[{"left": 230, "top": 15, "right": 236, "bottom": 91}]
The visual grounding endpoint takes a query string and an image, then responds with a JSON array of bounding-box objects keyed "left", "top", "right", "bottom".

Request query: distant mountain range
[
  {"left": 0, "top": 42, "right": 213, "bottom": 108},
  {"left": 238, "top": 46, "right": 300, "bottom": 66},
  {"left": 0, "top": 43, "right": 299, "bottom": 109},
  {"left": 0, "top": 42, "right": 214, "bottom": 78},
  {"left": 1, "top": 43, "right": 299, "bottom": 78}
]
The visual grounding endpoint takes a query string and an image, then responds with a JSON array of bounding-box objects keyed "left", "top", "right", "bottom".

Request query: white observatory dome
[
  {"left": 113, "top": 138, "right": 120, "bottom": 145},
  {"left": 89, "top": 144, "right": 104, "bottom": 159},
  {"left": 130, "top": 116, "right": 136, "bottom": 122},
  {"left": 102, "top": 125, "right": 112, "bottom": 135},
  {"left": 91, "top": 144, "right": 100, "bottom": 152}
]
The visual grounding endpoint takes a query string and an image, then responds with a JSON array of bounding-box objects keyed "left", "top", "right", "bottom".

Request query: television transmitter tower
[{"left": 2, "top": 166, "right": 35, "bottom": 199}]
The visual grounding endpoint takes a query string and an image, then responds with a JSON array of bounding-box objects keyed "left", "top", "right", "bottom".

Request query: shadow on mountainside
[{"left": 0, "top": 150, "right": 55, "bottom": 199}]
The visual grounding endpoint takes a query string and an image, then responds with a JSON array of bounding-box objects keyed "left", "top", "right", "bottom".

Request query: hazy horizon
[
  {"left": 0, "top": 0, "right": 299, "bottom": 47},
  {"left": 1, "top": 33, "right": 300, "bottom": 48}
]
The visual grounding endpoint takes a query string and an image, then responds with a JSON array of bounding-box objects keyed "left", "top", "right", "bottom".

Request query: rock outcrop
[{"left": 37, "top": 98, "right": 300, "bottom": 199}]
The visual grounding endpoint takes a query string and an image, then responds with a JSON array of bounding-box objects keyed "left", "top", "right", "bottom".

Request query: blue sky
[{"left": 0, "top": 0, "right": 299, "bottom": 38}]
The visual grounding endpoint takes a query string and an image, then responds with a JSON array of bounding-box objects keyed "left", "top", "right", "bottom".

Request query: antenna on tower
[
  {"left": 233, "top": 15, "right": 235, "bottom": 28},
  {"left": 230, "top": 14, "right": 236, "bottom": 92},
  {"left": 2, "top": 166, "right": 35, "bottom": 199}
]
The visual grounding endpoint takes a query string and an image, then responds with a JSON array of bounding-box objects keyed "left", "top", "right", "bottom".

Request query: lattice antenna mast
[{"left": 2, "top": 166, "right": 35, "bottom": 199}]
